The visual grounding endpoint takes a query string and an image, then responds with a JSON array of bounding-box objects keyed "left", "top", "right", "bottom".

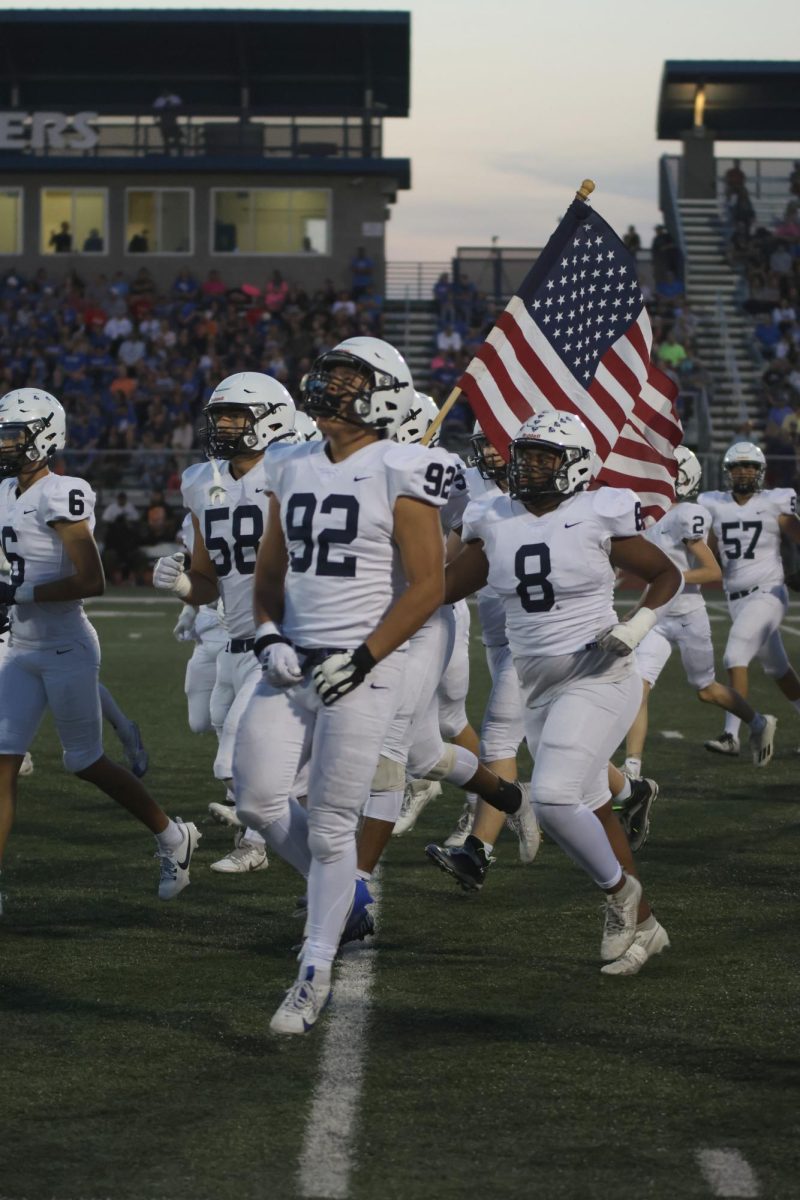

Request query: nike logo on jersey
[
  {"left": 56, "top": 649, "right": 73, "bottom": 655},
  {"left": 564, "top": 521, "right": 584, "bottom": 528},
  {"left": 23, "top": 509, "right": 36, "bottom": 514},
  {"left": 353, "top": 475, "right": 372, "bottom": 482},
  {"left": 369, "top": 683, "right": 388, "bottom": 690}
]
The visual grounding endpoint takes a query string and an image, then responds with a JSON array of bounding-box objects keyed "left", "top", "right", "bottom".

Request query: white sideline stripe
[
  {"left": 89, "top": 611, "right": 161, "bottom": 619},
  {"left": 297, "top": 872, "right": 381, "bottom": 1200},
  {"left": 660, "top": 730, "right": 684, "bottom": 739},
  {"left": 696, "top": 1148, "right": 759, "bottom": 1197}
]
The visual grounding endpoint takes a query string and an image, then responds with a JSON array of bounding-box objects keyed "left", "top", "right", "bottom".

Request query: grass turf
[{"left": 1, "top": 594, "right": 799, "bottom": 1199}]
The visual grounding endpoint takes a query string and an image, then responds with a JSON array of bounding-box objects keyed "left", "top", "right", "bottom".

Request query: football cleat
[
  {"left": 443, "top": 802, "right": 475, "bottom": 848},
  {"left": 393, "top": 779, "right": 442, "bottom": 836},
  {"left": 269, "top": 966, "right": 332, "bottom": 1035},
  {"left": 209, "top": 838, "right": 268, "bottom": 874},
  {"left": 601, "top": 919, "right": 670, "bottom": 976},
  {"left": 340, "top": 878, "right": 375, "bottom": 946},
  {"left": 749, "top": 714, "right": 777, "bottom": 768},
  {"left": 618, "top": 777, "right": 659, "bottom": 853},
  {"left": 156, "top": 819, "right": 200, "bottom": 900},
  {"left": 122, "top": 721, "right": 149, "bottom": 778},
  {"left": 17, "top": 752, "right": 34, "bottom": 777},
  {"left": 504, "top": 784, "right": 540, "bottom": 864},
  {"left": 704, "top": 732, "right": 740, "bottom": 756},
  {"left": 207, "top": 800, "right": 243, "bottom": 829},
  {"left": 425, "top": 834, "right": 494, "bottom": 892},
  {"left": 600, "top": 875, "right": 642, "bottom": 961}
]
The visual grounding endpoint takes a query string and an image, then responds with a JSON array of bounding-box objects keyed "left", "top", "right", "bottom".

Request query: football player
[
  {"left": 699, "top": 442, "right": 800, "bottom": 756},
  {"left": 440, "top": 412, "right": 681, "bottom": 976},
  {"left": 231, "top": 338, "right": 526, "bottom": 1034},
  {"left": 173, "top": 514, "right": 228, "bottom": 739},
  {"left": 0, "top": 388, "right": 199, "bottom": 913},
  {"left": 154, "top": 372, "right": 296, "bottom": 874},
  {"left": 623, "top": 445, "right": 776, "bottom": 777}
]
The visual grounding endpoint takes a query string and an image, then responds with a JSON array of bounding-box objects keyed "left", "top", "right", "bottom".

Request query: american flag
[{"left": 458, "top": 197, "right": 682, "bottom": 520}]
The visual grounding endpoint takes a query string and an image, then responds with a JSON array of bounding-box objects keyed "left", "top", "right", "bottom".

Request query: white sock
[
  {"left": 724, "top": 713, "right": 742, "bottom": 738},
  {"left": 356, "top": 868, "right": 372, "bottom": 883},
  {"left": 155, "top": 819, "right": 183, "bottom": 851},
  {"left": 304, "top": 844, "right": 358, "bottom": 966},
  {"left": 465, "top": 791, "right": 478, "bottom": 809},
  {"left": 478, "top": 839, "right": 494, "bottom": 855},
  {"left": 260, "top": 798, "right": 312, "bottom": 877},
  {"left": 243, "top": 827, "right": 265, "bottom": 847},
  {"left": 637, "top": 912, "right": 657, "bottom": 932},
  {"left": 613, "top": 777, "right": 632, "bottom": 802},
  {"left": 535, "top": 802, "right": 623, "bottom": 890},
  {"left": 623, "top": 756, "right": 641, "bottom": 780}
]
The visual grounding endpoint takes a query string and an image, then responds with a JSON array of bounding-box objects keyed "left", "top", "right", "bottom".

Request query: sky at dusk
[{"left": 8, "top": 0, "right": 800, "bottom": 261}]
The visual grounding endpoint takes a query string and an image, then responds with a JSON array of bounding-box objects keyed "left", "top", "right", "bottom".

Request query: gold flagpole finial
[{"left": 576, "top": 179, "right": 595, "bottom": 201}]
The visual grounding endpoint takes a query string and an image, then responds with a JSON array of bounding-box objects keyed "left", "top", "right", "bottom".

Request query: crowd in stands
[
  {"left": 725, "top": 160, "right": 800, "bottom": 486},
  {"left": 426, "top": 225, "right": 707, "bottom": 443},
  {"left": 0, "top": 257, "right": 382, "bottom": 580}
]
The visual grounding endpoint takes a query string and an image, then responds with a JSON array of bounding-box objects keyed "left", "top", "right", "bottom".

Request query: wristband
[
  {"left": 254, "top": 620, "right": 289, "bottom": 656},
  {"left": 623, "top": 606, "right": 657, "bottom": 645},
  {"left": 351, "top": 642, "right": 377, "bottom": 674}
]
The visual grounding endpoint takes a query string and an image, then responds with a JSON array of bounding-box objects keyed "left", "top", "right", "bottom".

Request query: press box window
[
  {"left": 41, "top": 189, "right": 107, "bottom": 254},
  {"left": 0, "top": 190, "right": 22, "bottom": 254},
  {"left": 125, "top": 189, "right": 192, "bottom": 254},
  {"left": 212, "top": 189, "right": 329, "bottom": 255}
]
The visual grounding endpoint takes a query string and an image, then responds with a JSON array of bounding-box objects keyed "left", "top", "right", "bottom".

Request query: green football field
[{"left": 2, "top": 592, "right": 799, "bottom": 1200}]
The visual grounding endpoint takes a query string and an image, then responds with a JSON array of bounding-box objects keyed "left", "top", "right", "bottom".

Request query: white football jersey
[
  {"left": 0, "top": 471, "right": 96, "bottom": 648},
  {"left": 439, "top": 454, "right": 470, "bottom": 535},
  {"left": 178, "top": 510, "right": 226, "bottom": 637},
  {"left": 698, "top": 488, "right": 795, "bottom": 593},
  {"left": 461, "top": 486, "right": 641, "bottom": 657},
  {"left": 263, "top": 438, "right": 453, "bottom": 649},
  {"left": 645, "top": 501, "right": 711, "bottom": 616},
  {"left": 181, "top": 459, "right": 270, "bottom": 640},
  {"left": 461, "top": 467, "right": 508, "bottom": 647}
]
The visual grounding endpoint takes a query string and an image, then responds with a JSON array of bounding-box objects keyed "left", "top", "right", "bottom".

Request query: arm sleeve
[
  {"left": 772, "top": 488, "right": 797, "bottom": 517},
  {"left": 460, "top": 497, "right": 492, "bottom": 545},
  {"left": 680, "top": 502, "right": 710, "bottom": 542},
  {"left": 592, "top": 486, "right": 642, "bottom": 538}
]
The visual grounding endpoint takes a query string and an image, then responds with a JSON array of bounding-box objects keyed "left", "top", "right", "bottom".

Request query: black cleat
[
  {"left": 618, "top": 777, "right": 659, "bottom": 853},
  {"left": 425, "top": 834, "right": 494, "bottom": 892}
]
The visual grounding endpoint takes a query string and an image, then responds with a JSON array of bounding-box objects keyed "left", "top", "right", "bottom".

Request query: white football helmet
[
  {"left": 469, "top": 420, "right": 507, "bottom": 483},
  {"left": 302, "top": 335, "right": 413, "bottom": 438},
  {"left": 292, "top": 411, "right": 323, "bottom": 443},
  {"left": 674, "top": 445, "right": 702, "bottom": 500},
  {"left": 722, "top": 441, "right": 766, "bottom": 494},
  {"left": 394, "top": 392, "right": 440, "bottom": 446},
  {"left": 0, "top": 388, "right": 66, "bottom": 478},
  {"left": 202, "top": 372, "right": 295, "bottom": 459},
  {"left": 509, "top": 410, "right": 596, "bottom": 502}
]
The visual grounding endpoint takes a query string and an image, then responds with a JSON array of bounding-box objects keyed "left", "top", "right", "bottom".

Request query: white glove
[
  {"left": 312, "top": 644, "right": 376, "bottom": 706},
  {"left": 173, "top": 604, "right": 198, "bottom": 643},
  {"left": 153, "top": 552, "right": 191, "bottom": 598},
  {"left": 253, "top": 622, "right": 303, "bottom": 688},
  {"left": 597, "top": 607, "right": 657, "bottom": 657}
]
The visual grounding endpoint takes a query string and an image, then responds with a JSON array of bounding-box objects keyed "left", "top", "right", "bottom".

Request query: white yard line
[
  {"left": 88, "top": 611, "right": 162, "bottom": 619},
  {"left": 696, "top": 1148, "right": 759, "bottom": 1197},
  {"left": 297, "top": 873, "right": 381, "bottom": 1200},
  {"left": 660, "top": 730, "right": 684, "bottom": 739}
]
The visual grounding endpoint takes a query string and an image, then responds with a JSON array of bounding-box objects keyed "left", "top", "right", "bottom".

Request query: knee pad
[
  {"left": 307, "top": 806, "right": 358, "bottom": 864},
  {"left": 424, "top": 743, "right": 478, "bottom": 786},
  {"left": 362, "top": 789, "right": 404, "bottom": 822},
  {"left": 760, "top": 641, "right": 790, "bottom": 679},
  {"left": 66, "top": 743, "right": 104, "bottom": 775},
  {"left": 438, "top": 705, "right": 468, "bottom": 740},
  {"left": 370, "top": 754, "right": 406, "bottom": 793}
]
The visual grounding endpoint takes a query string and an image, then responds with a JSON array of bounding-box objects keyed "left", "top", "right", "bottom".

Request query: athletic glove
[
  {"left": 253, "top": 621, "right": 303, "bottom": 688},
  {"left": 173, "top": 605, "right": 198, "bottom": 643},
  {"left": 153, "top": 552, "right": 191, "bottom": 599},
  {"left": 312, "top": 644, "right": 377, "bottom": 706},
  {"left": 596, "top": 607, "right": 657, "bottom": 657}
]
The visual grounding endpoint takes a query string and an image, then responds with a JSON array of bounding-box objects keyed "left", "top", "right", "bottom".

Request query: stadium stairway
[
  {"left": 679, "top": 198, "right": 761, "bottom": 452},
  {"left": 383, "top": 300, "right": 439, "bottom": 388}
]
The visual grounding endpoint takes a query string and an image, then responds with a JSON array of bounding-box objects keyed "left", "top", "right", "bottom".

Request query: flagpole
[{"left": 420, "top": 179, "right": 597, "bottom": 446}]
